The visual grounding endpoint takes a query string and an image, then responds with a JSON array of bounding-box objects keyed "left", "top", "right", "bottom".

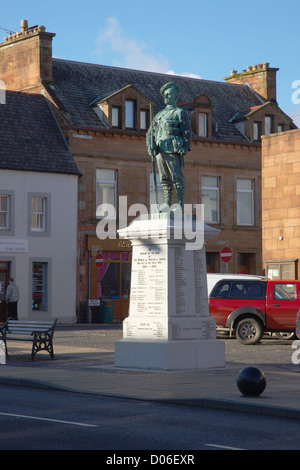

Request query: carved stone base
[
  {"left": 115, "top": 214, "right": 225, "bottom": 371},
  {"left": 115, "top": 338, "right": 225, "bottom": 370}
]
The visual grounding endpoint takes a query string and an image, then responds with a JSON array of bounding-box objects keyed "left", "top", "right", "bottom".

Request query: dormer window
[
  {"left": 112, "top": 106, "right": 121, "bottom": 128},
  {"left": 125, "top": 100, "right": 136, "bottom": 129},
  {"left": 231, "top": 102, "right": 292, "bottom": 142},
  {"left": 265, "top": 115, "right": 273, "bottom": 135},
  {"left": 140, "top": 109, "right": 149, "bottom": 130},
  {"left": 253, "top": 121, "right": 261, "bottom": 141},
  {"left": 277, "top": 124, "right": 284, "bottom": 133},
  {"left": 191, "top": 94, "right": 213, "bottom": 138},
  {"left": 90, "top": 85, "right": 153, "bottom": 132},
  {"left": 198, "top": 113, "right": 207, "bottom": 137}
]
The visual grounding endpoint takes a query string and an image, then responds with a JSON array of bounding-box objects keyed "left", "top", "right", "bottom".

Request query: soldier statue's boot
[{"left": 175, "top": 188, "right": 185, "bottom": 212}]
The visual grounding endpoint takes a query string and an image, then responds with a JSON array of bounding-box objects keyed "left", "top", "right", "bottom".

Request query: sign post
[
  {"left": 220, "top": 246, "right": 232, "bottom": 273},
  {"left": 95, "top": 252, "right": 104, "bottom": 268}
]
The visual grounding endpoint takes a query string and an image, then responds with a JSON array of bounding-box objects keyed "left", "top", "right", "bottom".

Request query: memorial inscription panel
[
  {"left": 123, "top": 319, "right": 168, "bottom": 340},
  {"left": 122, "top": 316, "right": 216, "bottom": 340},
  {"left": 129, "top": 246, "right": 167, "bottom": 317},
  {"left": 194, "top": 248, "right": 209, "bottom": 316}
]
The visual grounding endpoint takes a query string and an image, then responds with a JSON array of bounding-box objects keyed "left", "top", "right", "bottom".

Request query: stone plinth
[{"left": 115, "top": 214, "right": 225, "bottom": 370}]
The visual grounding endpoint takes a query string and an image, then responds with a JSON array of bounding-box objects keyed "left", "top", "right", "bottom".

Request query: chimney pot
[{"left": 20, "top": 20, "right": 28, "bottom": 34}]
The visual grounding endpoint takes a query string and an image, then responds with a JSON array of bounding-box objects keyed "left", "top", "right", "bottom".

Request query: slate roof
[
  {"left": 50, "top": 58, "right": 272, "bottom": 142},
  {"left": 0, "top": 91, "right": 80, "bottom": 175}
]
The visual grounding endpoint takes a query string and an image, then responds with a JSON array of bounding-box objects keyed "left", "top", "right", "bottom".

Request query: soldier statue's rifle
[{"left": 149, "top": 103, "right": 160, "bottom": 211}]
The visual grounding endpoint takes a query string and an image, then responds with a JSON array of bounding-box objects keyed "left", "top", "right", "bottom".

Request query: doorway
[
  {"left": 0, "top": 262, "right": 9, "bottom": 322},
  {"left": 237, "top": 253, "right": 256, "bottom": 275}
]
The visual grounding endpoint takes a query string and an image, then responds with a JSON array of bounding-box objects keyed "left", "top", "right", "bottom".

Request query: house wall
[
  {"left": 0, "top": 170, "right": 78, "bottom": 323},
  {"left": 262, "top": 129, "right": 300, "bottom": 279}
]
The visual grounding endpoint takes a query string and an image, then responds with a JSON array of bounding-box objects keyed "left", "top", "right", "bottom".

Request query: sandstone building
[
  {"left": 262, "top": 129, "right": 300, "bottom": 280},
  {"left": 0, "top": 20, "right": 296, "bottom": 321}
]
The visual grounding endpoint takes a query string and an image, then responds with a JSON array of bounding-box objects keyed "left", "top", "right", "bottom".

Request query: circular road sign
[
  {"left": 220, "top": 246, "right": 232, "bottom": 263},
  {"left": 95, "top": 252, "right": 104, "bottom": 268}
]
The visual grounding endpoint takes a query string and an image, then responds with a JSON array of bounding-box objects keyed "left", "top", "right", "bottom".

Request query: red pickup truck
[{"left": 209, "top": 278, "right": 300, "bottom": 344}]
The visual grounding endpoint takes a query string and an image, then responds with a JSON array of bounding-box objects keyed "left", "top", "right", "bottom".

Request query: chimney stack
[
  {"left": 223, "top": 63, "right": 279, "bottom": 102},
  {"left": 0, "top": 20, "right": 55, "bottom": 92}
]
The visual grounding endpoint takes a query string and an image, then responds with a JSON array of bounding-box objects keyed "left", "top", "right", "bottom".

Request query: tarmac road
[{"left": 1, "top": 383, "right": 300, "bottom": 450}]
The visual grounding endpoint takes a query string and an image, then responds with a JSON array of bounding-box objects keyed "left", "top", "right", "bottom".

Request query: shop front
[{"left": 87, "top": 236, "right": 132, "bottom": 322}]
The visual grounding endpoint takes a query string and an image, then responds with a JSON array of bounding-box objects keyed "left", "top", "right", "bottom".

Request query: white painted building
[{"left": 0, "top": 91, "right": 80, "bottom": 323}]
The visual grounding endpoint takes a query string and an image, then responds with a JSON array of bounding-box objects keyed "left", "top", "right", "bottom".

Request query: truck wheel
[
  {"left": 235, "top": 318, "right": 263, "bottom": 345},
  {"left": 274, "top": 332, "right": 296, "bottom": 340}
]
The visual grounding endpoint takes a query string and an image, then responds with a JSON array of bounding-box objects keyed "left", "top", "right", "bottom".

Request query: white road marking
[
  {"left": 205, "top": 443, "right": 245, "bottom": 450},
  {"left": 0, "top": 411, "right": 97, "bottom": 427}
]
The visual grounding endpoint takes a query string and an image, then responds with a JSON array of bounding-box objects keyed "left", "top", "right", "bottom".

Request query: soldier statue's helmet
[{"left": 160, "top": 82, "right": 180, "bottom": 97}]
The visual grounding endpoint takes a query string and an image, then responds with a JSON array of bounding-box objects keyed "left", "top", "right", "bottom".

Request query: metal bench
[{"left": 0, "top": 319, "right": 57, "bottom": 360}]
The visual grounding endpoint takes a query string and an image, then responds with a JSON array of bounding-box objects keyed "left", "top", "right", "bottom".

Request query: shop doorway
[
  {"left": 0, "top": 262, "right": 9, "bottom": 322},
  {"left": 90, "top": 250, "right": 131, "bottom": 322},
  {"left": 95, "top": 251, "right": 131, "bottom": 321}
]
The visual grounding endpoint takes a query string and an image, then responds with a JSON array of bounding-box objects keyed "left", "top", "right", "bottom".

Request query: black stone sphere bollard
[{"left": 236, "top": 367, "right": 266, "bottom": 397}]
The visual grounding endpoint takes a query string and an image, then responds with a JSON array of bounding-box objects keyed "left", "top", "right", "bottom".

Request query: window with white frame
[
  {"left": 237, "top": 179, "right": 254, "bottom": 225},
  {"left": 31, "top": 197, "right": 46, "bottom": 231},
  {"left": 0, "top": 195, "right": 9, "bottom": 230},
  {"left": 201, "top": 176, "right": 219, "bottom": 223},
  {"left": 112, "top": 106, "right": 121, "bottom": 128},
  {"left": 125, "top": 100, "right": 136, "bottom": 129},
  {"left": 96, "top": 169, "right": 117, "bottom": 218},
  {"left": 198, "top": 113, "right": 207, "bottom": 137},
  {"left": 140, "top": 109, "right": 148, "bottom": 130},
  {"left": 265, "top": 115, "right": 273, "bottom": 135},
  {"left": 253, "top": 121, "right": 261, "bottom": 141}
]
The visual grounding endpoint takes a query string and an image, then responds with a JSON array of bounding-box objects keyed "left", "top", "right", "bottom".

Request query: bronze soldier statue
[{"left": 146, "top": 82, "right": 191, "bottom": 210}]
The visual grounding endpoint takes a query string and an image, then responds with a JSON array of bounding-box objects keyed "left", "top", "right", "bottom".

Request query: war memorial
[{"left": 114, "top": 83, "right": 225, "bottom": 370}]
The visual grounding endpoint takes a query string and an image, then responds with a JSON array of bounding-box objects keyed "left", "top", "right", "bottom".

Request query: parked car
[
  {"left": 207, "top": 273, "right": 267, "bottom": 296},
  {"left": 208, "top": 277, "right": 300, "bottom": 344},
  {"left": 296, "top": 311, "right": 300, "bottom": 339}
]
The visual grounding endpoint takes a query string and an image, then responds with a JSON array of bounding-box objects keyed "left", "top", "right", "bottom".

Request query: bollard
[{"left": 236, "top": 366, "right": 266, "bottom": 397}]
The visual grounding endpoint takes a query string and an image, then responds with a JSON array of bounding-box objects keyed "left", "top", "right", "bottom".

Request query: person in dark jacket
[{"left": 6, "top": 277, "right": 19, "bottom": 320}]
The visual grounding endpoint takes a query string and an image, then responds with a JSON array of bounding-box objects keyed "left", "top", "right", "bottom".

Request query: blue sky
[{"left": 1, "top": 0, "right": 300, "bottom": 125}]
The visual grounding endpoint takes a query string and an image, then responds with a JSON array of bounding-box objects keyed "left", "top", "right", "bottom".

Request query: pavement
[{"left": 0, "top": 324, "right": 300, "bottom": 420}]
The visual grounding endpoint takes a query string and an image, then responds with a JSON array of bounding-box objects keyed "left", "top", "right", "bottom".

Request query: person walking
[{"left": 6, "top": 277, "right": 19, "bottom": 320}]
